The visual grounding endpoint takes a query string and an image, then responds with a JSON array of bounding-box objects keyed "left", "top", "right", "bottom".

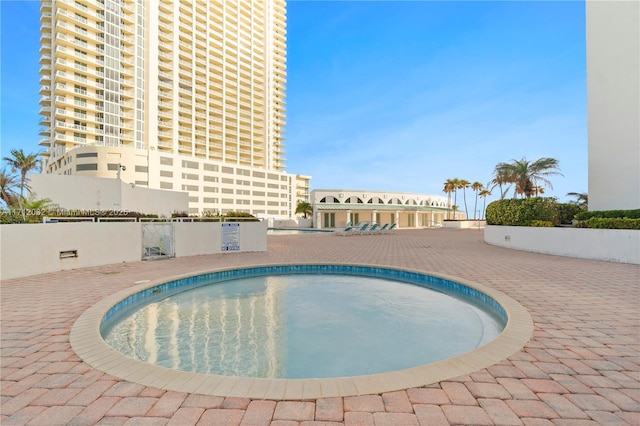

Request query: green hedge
[
  {"left": 575, "top": 209, "right": 640, "bottom": 220},
  {"left": 485, "top": 197, "right": 561, "bottom": 226},
  {"left": 557, "top": 203, "right": 583, "bottom": 224},
  {"left": 576, "top": 217, "right": 640, "bottom": 229}
]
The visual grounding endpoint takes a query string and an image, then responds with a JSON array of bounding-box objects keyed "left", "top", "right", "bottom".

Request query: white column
[
  {"left": 316, "top": 211, "right": 322, "bottom": 229},
  {"left": 372, "top": 210, "right": 377, "bottom": 224},
  {"left": 414, "top": 211, "right": 419, "bottom": 228},
  {"left": 395, "top": 211, "right": 400, "bottom": 228}
]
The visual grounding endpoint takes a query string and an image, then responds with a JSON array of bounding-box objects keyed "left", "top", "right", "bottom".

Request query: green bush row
[
  {"left": 575, "top": 217, "right": 640, "bottom": 229},
  {"left": 575, "top": 209, "right": 640, "bottom": 220},
  {"left": 485, "top": 197, "right": 580, "bottom": 226}
]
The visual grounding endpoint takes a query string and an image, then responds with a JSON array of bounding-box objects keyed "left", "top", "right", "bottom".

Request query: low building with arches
[{"left": 310, "top": 189, "right": 455, "bottom": 229}]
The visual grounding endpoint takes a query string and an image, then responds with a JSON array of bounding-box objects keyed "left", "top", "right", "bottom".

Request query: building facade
[
  {"left": 38, "top": 0, "right": 310, "bottom": 216},
  {"left": 586, "top": 0, "right": 639, "bottom": 210},
  {"left": 310, "top": 189, "right": 452, "bottom": 229}
]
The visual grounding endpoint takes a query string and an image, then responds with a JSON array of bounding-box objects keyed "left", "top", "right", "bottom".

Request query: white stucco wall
[
  {"left": 29, "top": 173, "right": 189, "bottom": 216},
  {"left": 173, "top": 221, "right": 267, "bottom": 257},
  {"left": 586, "top": 0, "right": 640, "bottom": 210},
  {"left": 0, "top": 222, "right": 141, "bottom": 280},
  {"left": 485, "top": 225, "right": 639, "bottom": 264},
  {"left": 0, "top": 221, "right": 267, "bottom": 280}
]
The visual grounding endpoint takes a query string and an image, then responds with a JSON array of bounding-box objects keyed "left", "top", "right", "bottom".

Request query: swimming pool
[
  {"left": 71, "top": 264, "right": 533, "bottom": 398},
  {"left": 101, "top": 271, "right": 506, "bottom": 379}
]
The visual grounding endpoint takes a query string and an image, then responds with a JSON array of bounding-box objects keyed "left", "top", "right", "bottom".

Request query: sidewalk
[{"left": 2, "top": 229, "right": 639, "bottom": 425}]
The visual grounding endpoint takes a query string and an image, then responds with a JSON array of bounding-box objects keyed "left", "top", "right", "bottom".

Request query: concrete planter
[
  {"left": 443, "top": 220, "right": 486, "bottom": 229},
  {"left": 485, "top": 225, "right": 639, "bottom": 264}
]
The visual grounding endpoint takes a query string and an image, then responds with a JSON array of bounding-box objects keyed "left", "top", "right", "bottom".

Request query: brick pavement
[{"left": 1, "top": 229, "right": 639, "bottom": 425}]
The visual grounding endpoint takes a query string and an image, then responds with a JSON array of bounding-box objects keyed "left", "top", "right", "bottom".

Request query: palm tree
[
  {"left": 471, "top": 181, "right": 483, "bottom": 220},
  {"left": 531, "top": 186, "right": 545, "bottom": 196},
  {"left": 479, "top": 189, "right": 492, "bottom": 220},
  {"left": 442, "top": 179, "right": 456, "bottom": 219},
  {"left": 0, "top": 169, "right": 19, "bottom": 207},
  {"left": 3, "top": 149, "right": 41, "bottom": 221},
  {"left": 494, "top": 157, "right": 563, "bottom": 198},
  {"left": 491, "top": 168, "right": 512, "bottom": 200},
  {"left": 458, "top": 179, "right": 470, "bottom": 219},
  {"left": 3, "top": 149, "right": 40, "bottom": 198},
  {"left": 295, "top": 201, "right": 313, "bottom": 219},
  {"left": 567, "top": 192, "right": 588, "bottom": 209},
  {"left": 450, "top": 178, "right": 462, "bottom": 219}
]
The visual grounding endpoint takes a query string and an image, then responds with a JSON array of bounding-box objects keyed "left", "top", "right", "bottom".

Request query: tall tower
[
  {"left": 586, "top": 0, "right": 640, "bottom": 210},
  {"left": 38, "top": 0, "right": 302, "bottom": 216}
]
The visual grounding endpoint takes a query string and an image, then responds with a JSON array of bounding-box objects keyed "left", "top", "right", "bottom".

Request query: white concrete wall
[
  {"left": 30, "top": 173, "right": 123, "bottom": 210},
  {"left": 0, "top": 222, "right": 267, "bottom": 280},
  {"left": 443, "top": 220, "right": 485, "bottom": 229},
  {"left": 173, "top": 221, "right": 267, "bottom": 257},
  {"left": 0, "top": 222, "right": 141, "bottom": 280},
  {"left": 120, "top": 183, "right": 189, "bottom": 217},
  {"left": 29, "top": 173, "right": 188, "bottom": 216},
  {"left": 586, "top": 0, "right": 640, "bottom": 210},
  {"left": 485, "top": 225, "right": 639, "bottom": 264}
]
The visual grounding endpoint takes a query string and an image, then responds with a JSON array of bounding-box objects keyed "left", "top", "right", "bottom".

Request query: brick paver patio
[{"left": 2, "top": 229, "right": 639, "bottom": 425}]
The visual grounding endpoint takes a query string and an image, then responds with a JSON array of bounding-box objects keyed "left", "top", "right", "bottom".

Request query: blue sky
[{"left": 1, "top": 1, "right": 587, "bottom": 204}]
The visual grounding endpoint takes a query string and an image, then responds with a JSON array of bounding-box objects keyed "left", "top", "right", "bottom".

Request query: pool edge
[{"left": 70, "top": 262, "right": 534, "bottom": 399}]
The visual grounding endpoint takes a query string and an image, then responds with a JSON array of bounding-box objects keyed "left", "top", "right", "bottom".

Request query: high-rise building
[{"left": 38, "top": 0, "right": 310, "bottom": 216}]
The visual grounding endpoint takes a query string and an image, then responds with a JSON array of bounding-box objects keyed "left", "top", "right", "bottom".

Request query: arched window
[
  {"left": 319, "top": 196, "right": 340, "bottom": 203},
  {"left": 345, "top": 196, "right": 363, "bottom": 204},
  {"left": 367, "top": 197, "right": 385, "bottom": 204}
]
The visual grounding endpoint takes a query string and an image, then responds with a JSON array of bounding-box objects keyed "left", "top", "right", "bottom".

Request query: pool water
[{"left": 103, "top": 274, "right": 505, "bottom": 379}]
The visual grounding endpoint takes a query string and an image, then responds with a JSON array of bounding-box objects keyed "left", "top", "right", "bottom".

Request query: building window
[
  {"left": 76, "top": 152, "right": 98, "bottom": 158},
  {"left": 182, "top": 160, "right": 199, "bottom": 169},
  {"left": 204, "top": 163, "right": 218, "bottom": 171},
  {"left": 76, "top": 163, "right": 97, "bottom": 171}
]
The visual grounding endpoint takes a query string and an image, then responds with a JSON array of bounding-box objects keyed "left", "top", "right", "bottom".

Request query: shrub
[
  {"left": 575, "top": 209, "right": 640, "bottom": 220},
  {"left": 0, "top": 209, "right": 26, "bottom": 224},
  {"left": 557, "top": 203, "right": 582, "bottom": 225},
  {"left": 224, "top": 211, "right": 259, "bottom": 222},
  {"left": 581, "top": 217, "right": 640, "bottom": 229},
  {"left": 486, "top": 197, "right": 560, "bottom": 226},
  {"left": 529, "top": 220, "right": 554, "bottom": 227}
]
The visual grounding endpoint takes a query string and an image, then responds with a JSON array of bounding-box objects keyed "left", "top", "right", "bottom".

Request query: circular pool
[
  {"left": 102, "top": 271, "right": 505, "bottom": 379},
  {"left": 71, "top": 264, "right": 533, "bottom": 398}
]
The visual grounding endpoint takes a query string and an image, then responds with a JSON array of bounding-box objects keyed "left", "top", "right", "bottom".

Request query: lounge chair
[
  {"left": 352, "top": 222, "right": 370, "bottom": 235},
  {"left": 375, "top": 223, "right": 389, "bottom": 234},
  {"left": 334, "top": 224, "right": 354, "bottom": 236},
  {"left": 381, "top": 223, "right": 397, "bottom": 234},
  {"left": 365, "top": 223, "right": 380, "bottom": 234}
]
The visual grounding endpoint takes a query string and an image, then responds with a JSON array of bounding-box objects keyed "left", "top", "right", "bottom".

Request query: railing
[{"left": 41, "top": 216, "right": 264, "bottom": 223}]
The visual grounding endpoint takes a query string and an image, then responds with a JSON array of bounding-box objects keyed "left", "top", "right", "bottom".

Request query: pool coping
[{"left": 69, "top": 262, "right": 534, "bottom": 399}]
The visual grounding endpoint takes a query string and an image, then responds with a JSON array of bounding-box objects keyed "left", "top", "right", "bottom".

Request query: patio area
[{"left": 1, "top": 229, "right": 639, "bottom": 425}]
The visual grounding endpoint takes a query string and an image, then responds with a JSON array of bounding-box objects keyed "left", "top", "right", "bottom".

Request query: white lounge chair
[
  {"left": 381, "top": 223, "right": 397, "bottom": 233},
  {"left": 334, "top": 224, "right": 354, "bottom": 236}
]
